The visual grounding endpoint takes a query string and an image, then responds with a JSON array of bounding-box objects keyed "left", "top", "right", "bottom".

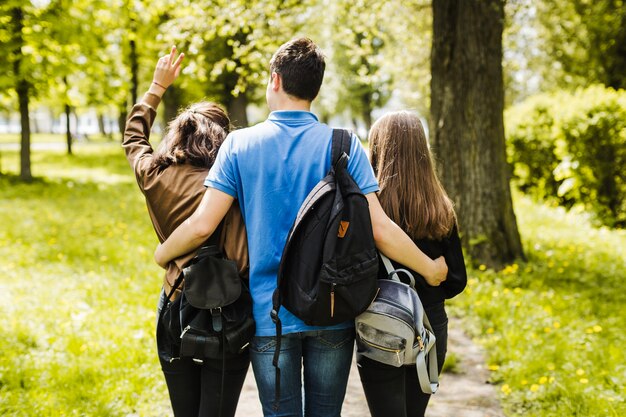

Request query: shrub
[{"left": 506, "top": 86, "right": 626, "bottom": 227}]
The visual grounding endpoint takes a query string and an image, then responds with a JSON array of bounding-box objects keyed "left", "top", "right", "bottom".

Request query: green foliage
[
  {"left": 506, "top": 85, "right": 626, "bottom": 227},
  {"left": 449, "top": 194, "right": 626, "bottom": 416},
  {"left": 504, "top": 0, "right": 626, "bottom": 102},
  {"left": 0, "top": 144, "right": 171, "bottom": 415}
]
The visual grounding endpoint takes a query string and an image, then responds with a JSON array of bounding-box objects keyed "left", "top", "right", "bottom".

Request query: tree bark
[
  {"left": 118, "top": 101, "right": 128, "bottom": 142},
  {"left": 227, "top": 94, "right": 249, "bottom": 128},
  {"left": 12, "top": 7, "right": 31, "bottom": 181},
  {"left": 163, "top": 85, "right": 182, "bottom": 126},
  {"left": 430, "top": 0, "right": 524, "bottom": 268},
  {"left": 65, "top": 103, "right": 72, "bottom": 155},
  {"left": 17, "top": 79, "right": 31, "bottom": 181},
  {"left": 130, "top": 38, "right": 139, "bottom": 106}
]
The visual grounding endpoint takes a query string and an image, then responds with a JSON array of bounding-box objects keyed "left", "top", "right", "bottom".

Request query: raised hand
[{"left": 151, "top": 45, "right": 185, "bottom": 92}]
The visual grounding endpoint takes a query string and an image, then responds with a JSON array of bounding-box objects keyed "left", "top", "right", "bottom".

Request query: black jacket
[{"left": 380, "top": 225, "right": 467, "bottom": 307}]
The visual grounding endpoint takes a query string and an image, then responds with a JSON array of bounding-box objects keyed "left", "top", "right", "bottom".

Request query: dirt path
[{"left": 235, "top": 317, "right": 504, "bottom": 416}]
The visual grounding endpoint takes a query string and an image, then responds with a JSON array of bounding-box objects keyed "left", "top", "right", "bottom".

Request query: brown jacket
[{"left": 123, "top": 92, "right": 248, "bottom": 295}]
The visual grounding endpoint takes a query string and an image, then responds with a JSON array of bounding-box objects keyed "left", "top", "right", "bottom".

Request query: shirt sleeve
[
  {"left": 347, "top": 132, "right": 379, "bottom": 194},
  {"left": 204, "top": 133, "right": 239, "bottom": 198},
  {"left": 121, "top": 92, "right": 162, "bottom": 184},
  {"left": 441, "top": 224, "right": 468, "bottom": 299}
]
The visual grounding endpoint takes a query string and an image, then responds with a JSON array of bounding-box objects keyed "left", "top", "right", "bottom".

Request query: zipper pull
[
  {"left": 417, "top": 335, "right": 424, "bottom": 351},
  {"left": 330, "top": 283, "right": 336, "bottom": 318}
]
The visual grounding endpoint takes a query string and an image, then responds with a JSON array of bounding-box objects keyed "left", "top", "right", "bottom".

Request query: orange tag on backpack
[{"left": 337, "top": 221, "right": 350, "bottom": 238}]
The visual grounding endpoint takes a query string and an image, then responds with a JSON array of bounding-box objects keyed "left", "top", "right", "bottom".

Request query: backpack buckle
[{"left": 270, "top": 309, "right": 279, "bottom": 323}]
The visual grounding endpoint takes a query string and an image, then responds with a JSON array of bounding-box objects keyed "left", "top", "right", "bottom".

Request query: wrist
[{"left": 149, "top": 81, "right": 167, "bottom": 96}]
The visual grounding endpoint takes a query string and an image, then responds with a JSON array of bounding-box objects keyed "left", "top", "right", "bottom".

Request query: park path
[{"left": 235, "top": 317, "right": 504, "bottom": 417}]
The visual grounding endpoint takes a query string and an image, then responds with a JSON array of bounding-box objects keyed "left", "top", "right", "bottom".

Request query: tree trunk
[
  {"left": 17, "top": 79, "right": 31, "bottom": 181},
  {"left": 12, "top": 7, "right": 31, "bottom": 181},
  {"left": 118, "top": 101, "right": 128, "bottom": 142},
  {"left": 361, "top": 93, "right": 373, "bottom": 137},
  {"left": 227, "top": 94, "right": 249, "bottom": 128},
  {"left": 65, "top": 103, "right": 72, "bottom": 155},
  {"left": 430, "top": 0, "right": 524, "bottom": 268},
  {"left": 163, "top": 85, "right": 182, "bottom": 126},
  {"left": 130, "top": 38, "right": 139, "bottom": 106}
]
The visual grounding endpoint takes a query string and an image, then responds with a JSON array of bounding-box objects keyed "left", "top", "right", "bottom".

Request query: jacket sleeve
[
  {"left": 122, "top": 92, "right": 162, "bottom": 185},
  {"left": 441, "top": 224, "right": 468, "bottom": 299}
]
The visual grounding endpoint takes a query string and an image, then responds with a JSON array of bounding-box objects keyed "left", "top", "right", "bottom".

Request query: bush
[{"left": 506, "top": 86, "right": 626, "bottom": 227}]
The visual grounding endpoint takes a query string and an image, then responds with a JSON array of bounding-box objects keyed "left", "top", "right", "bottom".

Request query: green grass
[
  {"left": 0, "top": 144, "right": 171, "bottom": 416},
  {"left": 0, "top": 133, "right": 118, "bottom": 144},
  {"left": 448, "top": 196, "right": 626, "bottom": 416},
  {"left": 1, "top": 144, "right": 624, "bottom": 416}
]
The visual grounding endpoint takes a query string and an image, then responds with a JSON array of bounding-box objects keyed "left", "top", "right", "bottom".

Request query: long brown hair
[
  {"left": 369, "top": 111, "right": 456, "bottom": 240},
  {"left": 152, "top": 101, "right": 230, "bottom": 170}
]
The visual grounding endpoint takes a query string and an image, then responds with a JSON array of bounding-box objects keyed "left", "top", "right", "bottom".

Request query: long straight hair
[
  {"left": 369, "top": 111, "right": 456, "bottom": 240},
  {"left": 152, "top": 101, "right": 230, "bottom": 171}
]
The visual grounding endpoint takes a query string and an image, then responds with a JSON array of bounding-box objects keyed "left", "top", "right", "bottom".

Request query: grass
[
  {"left": 448, "top": 196, "right": 626, "bottom": 416},
  {"left": 1, "top": 142, "right": 624, "bottom": 416},
  {"left": 0, "top": 133, "right": 119, "bottom": 144},
  {"left": 0, "top": 143, "right": 171, "bottom": 416}
]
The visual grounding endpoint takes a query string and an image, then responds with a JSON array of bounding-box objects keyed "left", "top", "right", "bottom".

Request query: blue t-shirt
[{"left": 205, "top": 110, "right": 379, "bottom": 336}]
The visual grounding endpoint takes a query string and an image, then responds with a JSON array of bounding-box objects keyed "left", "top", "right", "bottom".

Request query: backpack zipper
[
  {"left": 330, "top": 283, "right": 336, "bottom": 317},
  {"left": 361, "top": 338, "right": 402, "bottom": 363}
]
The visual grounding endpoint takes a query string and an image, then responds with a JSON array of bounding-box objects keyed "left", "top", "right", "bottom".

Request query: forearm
[
  {"left": 375, "top": 217, "right": 437, "bottom": 278},
  {"left": 155, "top": 216, "right": 211, "bottom": 268},
  {"left": 367, "top": 193, "right": 447, "bottom": 285},
  {"left": 155, "top": 187, "right": 235, "bottom": 268}
]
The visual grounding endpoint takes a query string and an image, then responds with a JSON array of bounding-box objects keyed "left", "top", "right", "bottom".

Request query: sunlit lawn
[
  {"left": 449, "top": 197, "right": 626, "bottom": 416},
  {"left": 1, "top": 142, "right": 625, "bottom": 416},
  {"left": 0, "top": 143, "right": 171, "bottom": 416},
  {"left": 0, "top": 133, "right": 118, "bottom": 144}
]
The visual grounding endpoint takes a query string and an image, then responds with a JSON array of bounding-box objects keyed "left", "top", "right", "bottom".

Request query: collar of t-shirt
[{"left": 268, "top": 110, "right": 319, "bottom": 124}]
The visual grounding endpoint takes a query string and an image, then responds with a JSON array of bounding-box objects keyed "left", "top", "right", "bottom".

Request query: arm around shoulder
[
  {"left": 366, "top": 193, "right": 448, "bottom": 285},
  {"left": 155, "top": 187, "right": 235, "bottom": 268}
]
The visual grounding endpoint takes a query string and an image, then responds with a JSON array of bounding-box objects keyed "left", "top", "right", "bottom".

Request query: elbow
[
  {"left": 371, "top": 215, "right": 391, "bottom": 248},
  {"left": 189, "top": 216, "right": 216, "bottom": 243}
]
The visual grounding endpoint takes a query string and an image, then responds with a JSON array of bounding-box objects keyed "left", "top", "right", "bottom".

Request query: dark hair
[
  {"left": 370, "top": 111, "right": 456, "bottom": 240},
  {"left": 269, "top": 38, "right": 325, "bottom": 101},
  {"left": 152, "top": 102, "right": 230, "bottom": 170}
]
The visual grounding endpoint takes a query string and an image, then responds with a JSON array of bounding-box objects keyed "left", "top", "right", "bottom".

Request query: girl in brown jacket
[{"left": 123, "top": 47, "right": 249, "bottom": 417}]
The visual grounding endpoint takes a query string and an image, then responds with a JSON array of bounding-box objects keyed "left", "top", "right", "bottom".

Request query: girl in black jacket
[{"left": 357, "top": 111, "right": 467, "bottom": 417}]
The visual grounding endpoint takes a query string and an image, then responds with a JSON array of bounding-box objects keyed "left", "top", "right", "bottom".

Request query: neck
[{"left": 270, "top": 94, "right": 312, "bottom": 112}]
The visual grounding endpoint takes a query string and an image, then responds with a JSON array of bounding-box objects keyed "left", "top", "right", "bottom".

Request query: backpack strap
[
  {"left": 331, "top": 129, "right": 352, "bottom": 167},
  {"left": 380, "top": 253, "right": 416, "bottom": 288},
  {"left": 381, "top": 252, "right": 439, "bottom": 394},
  {"left": 415, "top": 304, "right": 439, "bottom": 394},
  {"left": 268, "top": 129, "right": 353, "bottom": 411}
]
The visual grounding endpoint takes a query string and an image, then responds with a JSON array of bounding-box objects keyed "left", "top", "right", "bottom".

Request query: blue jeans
[{"left": 250, "top": 328, "right": 355, "bottom": 417}]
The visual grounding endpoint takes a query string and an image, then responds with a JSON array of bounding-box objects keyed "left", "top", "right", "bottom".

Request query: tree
[
  {"left": 332, "top": 0, "right": 392, "bottom": 133},
  {"left": 159, "top": 0, "right": 309, "bottom": 127},
  {"left": 430, "top": 0, "right": 525, "bottom": 267},
  {"left": 3, "top": 1, "right": 35, "bottom": 181},
  {"left": 503, "top": 0, "right": 626, "bottom": 101}
]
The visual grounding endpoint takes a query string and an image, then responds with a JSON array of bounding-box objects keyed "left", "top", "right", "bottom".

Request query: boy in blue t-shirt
[{"left": 156, "top": 38, "right": 448, "bottom": 416}]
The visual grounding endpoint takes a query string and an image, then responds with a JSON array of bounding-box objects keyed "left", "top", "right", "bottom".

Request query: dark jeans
[
  {"left": 156, "top": 290, "right": 250, "bottom": 417},
  {"left": 249, "top": 328, "right": 355, "bottom": 417},
  {"left": 357, "top": 302, "right": 448, "bottom": 417}
]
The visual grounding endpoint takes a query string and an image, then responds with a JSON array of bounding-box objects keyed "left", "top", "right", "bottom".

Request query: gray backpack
[{"left": 355, "top": 253, "right": 439, "bottom": 394}]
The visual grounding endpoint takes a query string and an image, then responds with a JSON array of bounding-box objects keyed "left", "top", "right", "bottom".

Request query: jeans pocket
[
  {"left": 317, "top": 328, "right": 355, "bottom": 349},
  {"left": 250, "top": 336, "right": 278, "bottom": 353}
]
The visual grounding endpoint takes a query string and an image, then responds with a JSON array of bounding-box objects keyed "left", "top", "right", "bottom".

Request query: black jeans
[
  {"left": 156, "top": 290, "right": 250, "bottom": 417},
  {"left": 357, "top": 302, "right": 448, "bottom": 417}
]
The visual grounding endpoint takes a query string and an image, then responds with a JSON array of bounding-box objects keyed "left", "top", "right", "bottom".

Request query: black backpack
[{"left": 268, "top": 129, "right": 379, "bottom": 409}]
